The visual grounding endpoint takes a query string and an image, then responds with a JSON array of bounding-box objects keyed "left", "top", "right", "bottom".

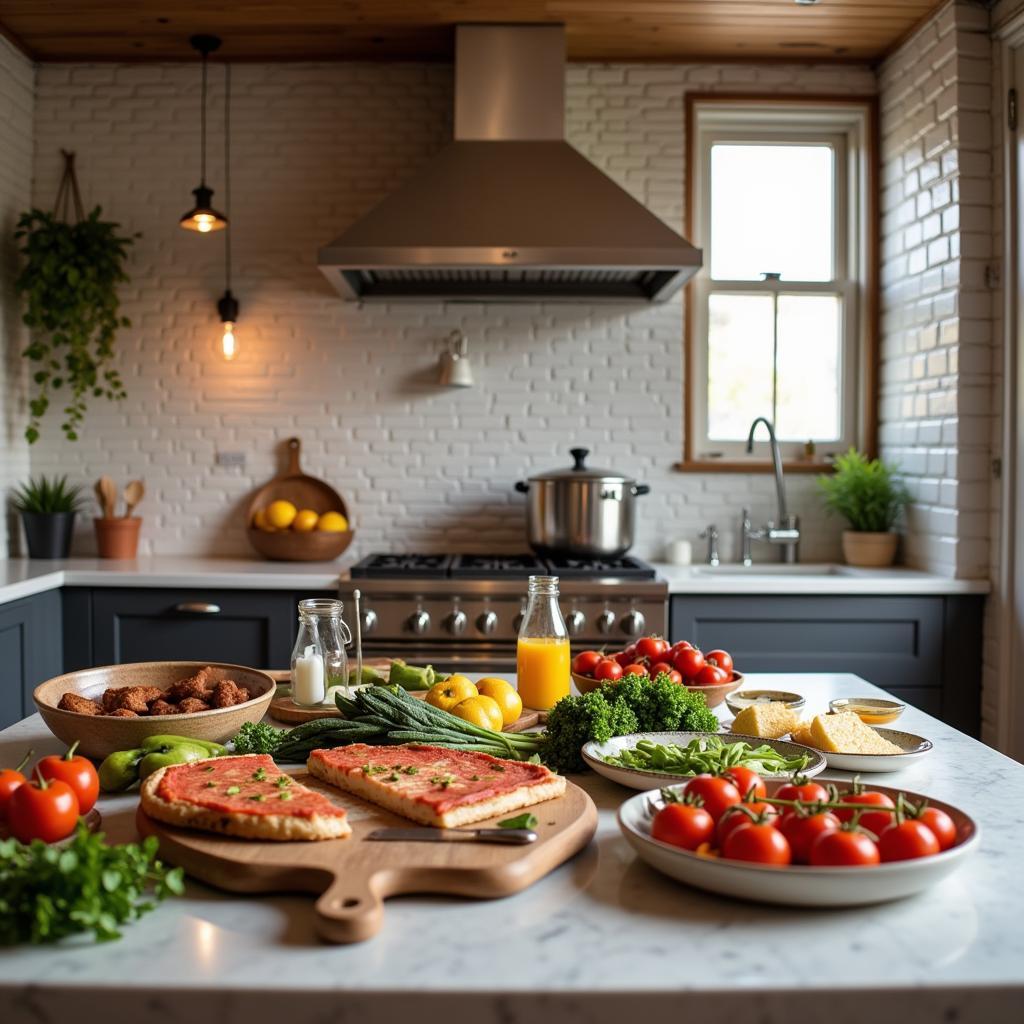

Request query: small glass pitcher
[{"left": 290, "top": 598, "right": 352, "bottom": 707}]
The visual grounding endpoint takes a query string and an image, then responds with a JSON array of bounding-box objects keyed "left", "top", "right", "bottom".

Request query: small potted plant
[
  {"left": 12, "top": 475, "right": 83, "bottom": 559},
  {"left": 818, "top": 449, "right": 909, "bottom": 567}
]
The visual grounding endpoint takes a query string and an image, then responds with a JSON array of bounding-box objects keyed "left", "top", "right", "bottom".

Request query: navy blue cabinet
[
  {"left": 0, "top": 590, "right": 63, "bottom": 729},
  {"left": 669, "top": 594, "right": 984, "bottom": 735}
]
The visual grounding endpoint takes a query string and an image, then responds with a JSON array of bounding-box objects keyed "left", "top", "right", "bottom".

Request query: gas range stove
[{"left": 339, "top": 552, "right": 667, "bottom": 672}]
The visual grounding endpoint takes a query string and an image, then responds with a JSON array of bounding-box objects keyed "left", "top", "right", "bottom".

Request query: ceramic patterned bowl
[{"left": 34, "top": 661, "right": 276, "bottom": 759}]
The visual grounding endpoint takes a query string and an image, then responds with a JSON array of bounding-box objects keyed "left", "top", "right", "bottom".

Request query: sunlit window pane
[
  {"left": 710, "top": 144, "right": 834, "bottom": 282},
  {"left": 775, "top": 294, "right": 842, "bottom": 442},
  {"left": 707, "top": 293, "right": 774, "bottom": 441}
]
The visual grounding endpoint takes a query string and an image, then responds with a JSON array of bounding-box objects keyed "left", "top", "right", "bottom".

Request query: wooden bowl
[
  {"left": 245, "top": 437, "right": 353, "bottom": 562},
  {"left": 33, "top": 662, "right": 276, "bottom": 759},
  {"left": 571, "top": 669, "right": 744, "bottom": 708}
]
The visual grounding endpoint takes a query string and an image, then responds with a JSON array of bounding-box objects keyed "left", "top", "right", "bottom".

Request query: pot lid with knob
[{"left": 522, "top": 448, "right": 637, "bottom": 485}]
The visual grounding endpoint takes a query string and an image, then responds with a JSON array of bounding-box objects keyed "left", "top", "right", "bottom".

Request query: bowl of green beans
[{"left": 582, "top": 731, "right": 826, "bottom": 791}]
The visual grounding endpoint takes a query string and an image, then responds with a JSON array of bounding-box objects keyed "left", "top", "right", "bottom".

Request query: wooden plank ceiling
[{"left": 0, "top": 1, "right": 946, "bottom": 63}]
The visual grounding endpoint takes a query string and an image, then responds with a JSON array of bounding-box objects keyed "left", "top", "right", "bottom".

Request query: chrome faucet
[
  {"left": 743, "top": 417, "right": 800, "bottom": 564},
  {"left": 700, "top": 524, "right": 720, "bottom": 566}
]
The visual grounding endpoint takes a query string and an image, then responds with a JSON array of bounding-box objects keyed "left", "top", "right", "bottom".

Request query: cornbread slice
[
  {"left": 790, "top": 721, "right": 815, "bottom": 747},
  {"left": 808, "top": 711, "right": 904, "bottom": 755},
  {"left": 731, "top": 702, "right": 801, "bottom": 740}
]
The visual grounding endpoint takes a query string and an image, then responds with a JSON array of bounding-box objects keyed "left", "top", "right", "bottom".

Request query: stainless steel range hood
[{"left": 317, "top": 25, "right": 702, "bottom": 303}]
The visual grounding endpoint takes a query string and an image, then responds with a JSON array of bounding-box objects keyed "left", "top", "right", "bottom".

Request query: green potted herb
[
  {"left": 12, "top": 475, "right": 83, "bottom": 559},
  {"left": 818, "top": 449, "right": 910, "bottom": 567}
]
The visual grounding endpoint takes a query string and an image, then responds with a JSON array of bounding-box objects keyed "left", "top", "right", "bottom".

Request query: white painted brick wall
[
  {"left": 0, "top": 37, "right": 34, "bottom": 558},
  {"left": 23, "top": 59, "right": 875, "bottom": 562},
  {"left": 877, "top": 0, "right": 995, "bottom": 579}
]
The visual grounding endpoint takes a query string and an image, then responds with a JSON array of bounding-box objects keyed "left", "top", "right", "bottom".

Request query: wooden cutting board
[
  {"left": 136, "top": 773, "right": 596, "bottom": 944},
  {"left": 268, "top": 666, "right": 547, "bottom": 732}
]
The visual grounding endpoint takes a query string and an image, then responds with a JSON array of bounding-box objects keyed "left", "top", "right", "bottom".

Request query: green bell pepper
[
  {"left": 140, "top": 735, "right": 228, "bottom": 757},
  {"left": 98, "top": 747, "right": 146, "bottom": 792},
  {"left": 98, "top": 734, "right": 229, "bottom": 792},
  {"left": 387, "top": 660, "right": 436, "bottom": 691},
  {"left": 138, "top": 740, "right": 221, "bottom": 782}
]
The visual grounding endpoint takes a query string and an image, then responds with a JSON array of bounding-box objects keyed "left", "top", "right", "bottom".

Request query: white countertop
[
  {"left": 652, "top": 561, "right": 991, "bottom": 595},
  {"left": 1, "top": 672, "right": 1020, "bottom": 1023},
  {"left": 0, "top": 556, "right": 345, "bottom": 603},
  {"left": 0, "top": 556, "right": 990, "bottom": 608}
]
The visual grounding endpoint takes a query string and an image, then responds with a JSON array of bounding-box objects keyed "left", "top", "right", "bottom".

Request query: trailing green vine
[{"left": 14, "top": 206, "right": 136, "bottom": 442}]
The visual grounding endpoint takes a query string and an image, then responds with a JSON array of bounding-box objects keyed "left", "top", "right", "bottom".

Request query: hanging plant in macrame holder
[{"left": 14, "top": 150, "right": 137, "bottom": 442}]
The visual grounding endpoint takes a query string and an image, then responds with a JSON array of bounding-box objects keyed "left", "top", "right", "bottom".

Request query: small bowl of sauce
[
  {"left": 726, "top": 689, "right": 806, "bottom": 716},
  {"left": 829, "top": 697, "right": 906, "bottom": 725}
]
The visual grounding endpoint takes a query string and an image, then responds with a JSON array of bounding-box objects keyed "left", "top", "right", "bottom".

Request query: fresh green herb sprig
[
  {"left": 0, "top": 824, "right": 184, "bottom": 945},
  {"left": 498, "top": 813, "right": 538, "bottom": 829},
  {"left": 232, "top": 721, "right": 287, "bottom": 756}
]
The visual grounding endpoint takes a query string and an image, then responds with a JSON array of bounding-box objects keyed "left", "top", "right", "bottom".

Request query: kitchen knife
[{"left": 367, "top": 827, "right": 537, "bottom": 845}]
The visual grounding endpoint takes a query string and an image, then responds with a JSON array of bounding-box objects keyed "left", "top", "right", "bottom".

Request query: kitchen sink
[{"left": 689, "top": 563, "right": 854, "bottom": 577}]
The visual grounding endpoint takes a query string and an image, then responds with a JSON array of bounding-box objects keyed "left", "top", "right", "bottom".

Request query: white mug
[{"left": 664, "top": 539, "right": 693, "bottom": 565}]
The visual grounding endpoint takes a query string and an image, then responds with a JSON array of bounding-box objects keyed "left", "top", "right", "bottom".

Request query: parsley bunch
[{"left": 0, "top": 824, "right": 184, "bottom": 945}]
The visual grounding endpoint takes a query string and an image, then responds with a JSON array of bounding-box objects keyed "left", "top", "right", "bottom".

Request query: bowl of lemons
[{"left": 245, "top": 438, "right": 354, "bottom": 562}]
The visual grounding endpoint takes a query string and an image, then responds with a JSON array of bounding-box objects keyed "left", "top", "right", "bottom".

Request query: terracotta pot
[
  {"left": 94, "top": 516, "right": 141, "bottom": 559},
  {"left": 842, "top": 530, "right": 899, "bottom": 567}
]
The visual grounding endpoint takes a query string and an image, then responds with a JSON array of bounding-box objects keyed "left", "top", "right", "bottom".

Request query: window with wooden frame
[{"left": 679, "top": 96, "right": 877, "bottom": 472}]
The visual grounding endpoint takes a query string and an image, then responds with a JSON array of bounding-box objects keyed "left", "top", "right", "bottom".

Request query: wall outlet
[{"left": 216, "top": 451, "right": 246, "bottom": 469}]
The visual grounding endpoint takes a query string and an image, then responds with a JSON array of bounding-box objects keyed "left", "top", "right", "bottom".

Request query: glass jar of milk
[{"left": 290, "top": 598, "right": 351, "bottom": 707}]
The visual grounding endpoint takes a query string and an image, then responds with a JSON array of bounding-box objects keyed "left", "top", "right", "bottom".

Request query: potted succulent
[
  {"left": 12, "top": 475, "right": 83, "bottom": 559},
  {"left": 818, "top": 449, "right": 910, "bottom": 567}
]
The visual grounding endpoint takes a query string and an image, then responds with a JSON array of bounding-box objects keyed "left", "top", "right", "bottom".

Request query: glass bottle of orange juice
[{"left": 516, "top": 575, "right": 570, "bottom": 711}]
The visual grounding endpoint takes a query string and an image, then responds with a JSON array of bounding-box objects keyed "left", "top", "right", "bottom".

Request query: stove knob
[
  {"left": 361, "top": 608, "right": 378, "bottom": 635},
  {"left": 565, "top": 609, "right": 586, "bottom": 636},
  {"left": 596, "top": 608, "right": 616, "bottom": 635},
  {"left": 445, "top": 609, "right": 468, "bottom": 636},
  {"left": 477, "top": 610, "right": 498, "bottom": 636},
  {"left": 407, "top": 609, "right": 430, "bottom": 635},
  {"left": 620, "top": 609, "right": 646, "bottom": 637}
]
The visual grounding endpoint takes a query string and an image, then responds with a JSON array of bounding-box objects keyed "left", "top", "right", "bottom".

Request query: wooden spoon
[
  {"left": 123, "top": 479, "right": 145, "bottom": 518},
  {"left": 96, "top": 476, "right": 117, "bottom": 519}
]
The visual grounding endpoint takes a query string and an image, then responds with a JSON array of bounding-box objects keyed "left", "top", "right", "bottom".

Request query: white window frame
[{"left": 686, "top": 99, "right": 874, "bottom": 466}]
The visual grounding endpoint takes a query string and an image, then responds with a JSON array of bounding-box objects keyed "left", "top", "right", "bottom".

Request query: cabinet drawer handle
[{"left": 175, "top": 602, "right": 221, "bottom": 615}]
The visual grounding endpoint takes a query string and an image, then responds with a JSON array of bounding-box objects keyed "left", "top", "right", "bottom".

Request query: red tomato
[
  {"left": 776, "top": 777, "right": 829, "bottom": 805},
  {"left": 778, "top": 810, "right": 840, "bottom": 864},
  {"left": 669, "top": 640, "right": 693, "bottom": 655},
  {"left": 878, "top": 820, "right": 941, "bottom": 862},
  {"left": 635, "top": 636, "right": 669, "bottom": 660},
  {"left": 613, "top": 646, "right": 638, "bottom": 667},
  {"left": 704, "top": 649, "right": 734, "bottom": 675},
  {"left": 0, "top": 749, "right": 32, "bottom": 820},
  {"left": 721, "top": 822, "right": 791, "bottom": 866},
  {"left": 672, "top": 646, "right": 705, "bottom": 679},
  {"left": 917, "top": 806, "right": 957, "bottom": 851},
  {"left": 37, "top": 742, "right": 99, "bottom": 815},
  {"left": 7, "top": 772, "right": 80, "bottom": 844},
  {"left": 651, "top": 802, "right": 715, "bottom": 851},
  {"left": 571, "top": 650, "right": 602, "bottom": 676},
  {"left": 693, "top": 664, "right": 729, "bottom": 687},
  {"left": 809, "top": 828, "right": 881, "bottom": 867},
  {"left": 723, "top": 765, "right": 766, "bottom": 801},
  {"left": 836, "top": 790, "right": 896, "bottom": 835},
  {"left": 594, "top": 658, "right": 624, "bottom": 681},
  {"left": 649, "top": 661, "right": 674, "bottom": 677},
  {"left": 716, "top": 801, "right": 777, "bottom": 848},
  {"left": 683, "top": 775, "right": 742, "bottom": 823},
  {"left": 620, "top": 663, "right": 649, "bottom": 678}
]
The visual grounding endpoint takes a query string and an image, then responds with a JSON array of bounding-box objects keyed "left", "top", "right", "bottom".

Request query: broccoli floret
[
  {"left": 232, "top": 721, "right": 285, "bottom": 755},
  {"left": 541, "top": 690, "right": 638, "bottom": 774}
]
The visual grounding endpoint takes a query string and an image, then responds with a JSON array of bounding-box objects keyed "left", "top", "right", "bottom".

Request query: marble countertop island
[{"left": 1, "top": 672, "right": 1021, "bottom": 1024}]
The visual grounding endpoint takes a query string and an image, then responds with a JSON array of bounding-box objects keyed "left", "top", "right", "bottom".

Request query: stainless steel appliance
[
  {"left": 338, "top": 553, "right": 667, "bottom": 673},
  {"left": 317, "top": 25, "right": 702, "bottom": 303},
  {"left": 515, "top": 448, "right": 650, "bottom": 558}
]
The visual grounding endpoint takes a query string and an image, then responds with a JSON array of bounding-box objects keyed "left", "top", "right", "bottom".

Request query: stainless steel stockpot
[{"left": 514, "top": 448, "right": 650, "bottom": 558}]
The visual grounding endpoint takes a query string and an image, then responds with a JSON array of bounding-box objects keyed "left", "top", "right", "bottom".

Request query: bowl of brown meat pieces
[{"left": 34, "top": 662, "right": 276, "bottom": 758}]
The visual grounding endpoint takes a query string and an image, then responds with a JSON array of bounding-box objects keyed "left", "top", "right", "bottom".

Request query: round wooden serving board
[{"left": 137, "top": 773, "right": 596, "bottom": 944}]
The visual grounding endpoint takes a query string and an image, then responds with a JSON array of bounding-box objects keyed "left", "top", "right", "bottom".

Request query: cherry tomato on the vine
[
  {"left": 721, "top": 821, "right": 791, "bottom": 866},
  {"left": 723, "top": 765, "right": 766, "bottom": 801},
  {"left": 778, "top": 809, "right": 840, "bottom": 864},
  {"left": 776, "top": 777, "right": 829, "bottom": 805},
  {"left": 683, "top": 774, "right": 741, "bottom": 823},
  {"left": 878, "top": 820, "right": 941, "bottom": 862},
  {"left": 594, "top": 658, "right": 624, "bottom": 681},
  {"left": 571, "top": 650, "right": 602, "bottom": 676},
  {"left": 916, "top": 806, "right": 957, "bottom": 851},
  {"left": 672, "top": 646, "right": 705, "bottom": 679},
  {"left": 809, "top": 827, "right": 880, "bottom": 867},
  {"left": 704, "top": 649, "right": 734, "bottom": 675},
  {"left": 651, "top": 801, "right": 715, "bottom": 851},
  {"left": 636, "top": 636, "right": 670, "bottom": 661},
  {"left": 715, "top": 801, "right": 778, "bottom": 848}
]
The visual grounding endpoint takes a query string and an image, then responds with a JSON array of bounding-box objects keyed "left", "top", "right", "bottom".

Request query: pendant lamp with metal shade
[{"left": 180, "top": 34, "right": 227, "bottom": 233}]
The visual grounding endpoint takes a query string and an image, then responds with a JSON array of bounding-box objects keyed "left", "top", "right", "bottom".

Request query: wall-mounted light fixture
[
  {"left": 180, "top": 34, "right": 227, "bottom": 233},
  {"left": 216, "top": 61, "right": 238, "bottom": 360},
  {"left": 438, "top": 330, "right": 474, "bottom": 387}
]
